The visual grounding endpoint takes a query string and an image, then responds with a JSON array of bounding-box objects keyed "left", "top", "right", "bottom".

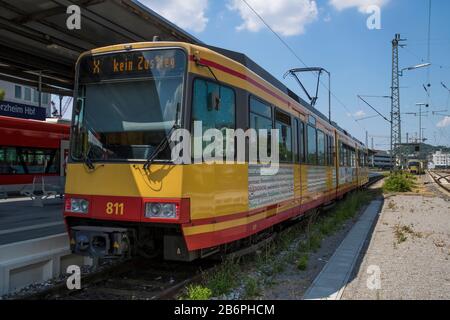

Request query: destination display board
[{"left": 79, "top": 48, "right": 186, "bottom": 83}]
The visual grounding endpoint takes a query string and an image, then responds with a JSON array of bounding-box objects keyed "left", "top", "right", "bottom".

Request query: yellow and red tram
[{"left": 64, "top": 41, "right": 369, "bottom": 261}]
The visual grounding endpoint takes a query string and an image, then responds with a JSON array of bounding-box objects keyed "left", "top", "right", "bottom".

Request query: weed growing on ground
[
  {"left": 394, "top": 224, "right": 423, "bottom": 245},
  {"left": 184, "top": 285, "right": 212, "bottom": 300},
  {"left": 243, "top": 277, "right": 261, "bottom": 299},
  {"left": 204, "top": 258, "right": 240, "bottom": 296},
  {"left": 383, "top": 172, "right": 415, "bottom": 192},
  {"left": 296, "top": 254, "right": 309, "bottom": 270}
]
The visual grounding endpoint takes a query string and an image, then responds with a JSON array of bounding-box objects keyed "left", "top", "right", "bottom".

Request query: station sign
[{"left": 0, "top": 100, "right": 46, "bottom": 121}]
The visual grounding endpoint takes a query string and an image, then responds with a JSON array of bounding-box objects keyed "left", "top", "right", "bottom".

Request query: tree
[{"left": 0, "top": 88, "right": 5, "bottom": 101}]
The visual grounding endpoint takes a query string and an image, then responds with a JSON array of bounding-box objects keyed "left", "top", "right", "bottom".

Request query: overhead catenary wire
[
  {"left": 239, "top": 0, "right": 366, "bottom": 133},
  {"left": 357, "top": 95, "right": 391, "bottom": 124}
]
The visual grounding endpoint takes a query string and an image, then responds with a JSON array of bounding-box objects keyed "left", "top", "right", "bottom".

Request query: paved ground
[
  {"left": 0, "top": 197, "right": 65, "bottom": 245},
  {"left": 342, "top": 174, "right": 450, "bottom": 300}
]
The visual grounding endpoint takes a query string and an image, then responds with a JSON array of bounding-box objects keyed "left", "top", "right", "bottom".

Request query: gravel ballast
[{"left": 342, "top": 175, "right": 450, "bottom": 300}]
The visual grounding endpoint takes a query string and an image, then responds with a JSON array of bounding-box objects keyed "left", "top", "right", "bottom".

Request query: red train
[{"left": 0, "top": 116, "right": 70, "bottom": 194}]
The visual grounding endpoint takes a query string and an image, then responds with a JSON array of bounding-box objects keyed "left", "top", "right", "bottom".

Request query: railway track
[
  {"left": 22, "top": 258, "right": 213, "bottom": 300},
  {"left": 428, "top": 170, "right": 450, "bottom": 193},
  {"left": 19, "top": 174, "right": 384, "bottom": 300}
]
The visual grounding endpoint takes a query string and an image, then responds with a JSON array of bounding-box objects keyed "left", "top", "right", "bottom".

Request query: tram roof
[{"left": 0, "top": 0, "right": 202, "bottom": 96}]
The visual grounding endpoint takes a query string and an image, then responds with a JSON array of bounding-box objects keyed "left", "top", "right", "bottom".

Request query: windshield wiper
[
  {"left": 83, "top": 145, "right": 96, "bottom": 170},
  {"left": 143, "top": 123, "right": 179, "bottom": 170}
]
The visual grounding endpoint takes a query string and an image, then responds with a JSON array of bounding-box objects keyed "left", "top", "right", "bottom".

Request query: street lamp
[{"left": 399, "top": 63, "right": 431, "bottom": 76}]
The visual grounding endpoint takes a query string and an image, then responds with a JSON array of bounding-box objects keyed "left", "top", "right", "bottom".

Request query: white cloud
[
  {"left": 329, "top": 0, "right": 388, "bottom": 13},
  {"left": 228, "top": 0, "right": 318, "bottom": 36},
  {"left": 347, "top": 110, "right": 366, "bottom": 118},
  {"left": 437, "top": 116, "right": 450, "bottom": 128},
  {"left": 354, "top": 110, "right": 366, "bottom": 117},
  {"left": 139, "top": 0, "right": 208, "bottom": 33}
]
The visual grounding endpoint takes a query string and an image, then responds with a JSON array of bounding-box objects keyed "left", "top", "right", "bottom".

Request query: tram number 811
[{"left": 106, "top": 202, "right": 124, "bottom": 215}]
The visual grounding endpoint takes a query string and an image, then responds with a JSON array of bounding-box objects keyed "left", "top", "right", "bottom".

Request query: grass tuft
[
  {"left": 296, "top": 254, "right": 309, "bottom": 270},
  {"left": 243, "top": 277, "right": 261, "bottom": 299},
  {"left": 185, "top": 285, "right": 212, "bottom": 300},
  {"left": 205, "top": 258, "right": 240, "bottom": 296}
]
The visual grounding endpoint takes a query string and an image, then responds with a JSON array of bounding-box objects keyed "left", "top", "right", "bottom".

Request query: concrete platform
[
  {"left": 0, "top": 197, "right": 65, "bottom": 245},
  {"left": 0, "top": 196, "right": 94, "bottom": 295},
  {"left": 0, "top": 233, "right": 94, "bottom": 295},
  {"left": 303, "top": 199, "right": 383, "bottom": 300}
]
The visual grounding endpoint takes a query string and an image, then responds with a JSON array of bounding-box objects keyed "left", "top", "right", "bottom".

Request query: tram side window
[
  {"left": 328, "top": 135, "right": 335, "bottom": 166},
  {"left": 249, "top": 97, "right": 272, "bottom": 161},
  {"left": 0, "top": 147, "right": 59, "bottom": 175},
  {"left": 307, "top": 125, "right": 317, "bottom": 165},
  {"left": 358, "top": 150, "right": 364, "bottom": 167},
  {"left": 192, "top": 79, "right": 236, "bottom": 158},
  {"left": 297, "top": 119, "right": 305, "bottom": 163},
  {"left": 293, "top": 119, "right": 298, "bottom": 162},
  {"left": 350, "top": 149, "right": 356, "bottom": 167},
  {"left": 275, "top": 109, "right": 292, "bottom": 162},
  {"left": 343, "top": 146, "right": 348, "bottom": 167},
  {"left": 346, "top": 146, "right": 351, "bottom": 167},
  {"left": 339, "top": 141, "right": 347, "bottom": 167},
  {"left": 317, "top": 130, "right": 326, "bottom": 165}
]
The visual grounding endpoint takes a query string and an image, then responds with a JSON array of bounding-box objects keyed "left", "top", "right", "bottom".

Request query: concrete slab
[
  {"left": 0, "top": 198, "right": 98, "bottom": 295},
  {"left": 303, "top": 200, "right": 383, "bottom": 300},
  {"left": 0, "top": 197, "right": 64, "bottom": 245},
  {"left": 0, "top": 233, "right": 94, "bottom": 295}
]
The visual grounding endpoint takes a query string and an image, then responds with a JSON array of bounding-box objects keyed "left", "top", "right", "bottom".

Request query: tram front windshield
[{"left": 71, "top": 48, "right": 186, "bottom": 162}]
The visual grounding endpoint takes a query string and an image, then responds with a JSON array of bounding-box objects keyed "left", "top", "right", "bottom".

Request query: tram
[{"left": 64, "top": 41, "right": 369, "bottom": 260}]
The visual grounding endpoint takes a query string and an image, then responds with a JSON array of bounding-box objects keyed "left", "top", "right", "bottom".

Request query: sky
[
  {"left": 58, "top": 0, "right": 450, "bottom": 150},
  {"left": 139, "top": 0, "right": 450, "bottom": 149}
]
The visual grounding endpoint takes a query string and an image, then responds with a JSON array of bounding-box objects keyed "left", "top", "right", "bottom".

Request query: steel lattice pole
[{"left": 391, "top": 34, "right": 402, "bottom": 169}]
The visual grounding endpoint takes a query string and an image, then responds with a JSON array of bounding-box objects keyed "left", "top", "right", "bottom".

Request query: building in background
[
  {"left": 0, "top": 80, "right": 52, "bottom": 120},
  {"left": 432, "top": 150, "right": 450, "bottom": 169},
  {"left": 370, "top": 150, "right": 393, "bottom": 169}
]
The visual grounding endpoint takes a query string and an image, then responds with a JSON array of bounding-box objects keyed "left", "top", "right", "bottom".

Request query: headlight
[
  {"left": 145, "top": 202, "right": 177, "bottom": 219},
  {"left": 66, "top": 198, "right": 89, "bottom": 214}
]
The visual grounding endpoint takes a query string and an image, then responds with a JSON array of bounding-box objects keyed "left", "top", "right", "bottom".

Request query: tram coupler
[{"left": 70, "top": 226, "right": 132, "bottom": 257}]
